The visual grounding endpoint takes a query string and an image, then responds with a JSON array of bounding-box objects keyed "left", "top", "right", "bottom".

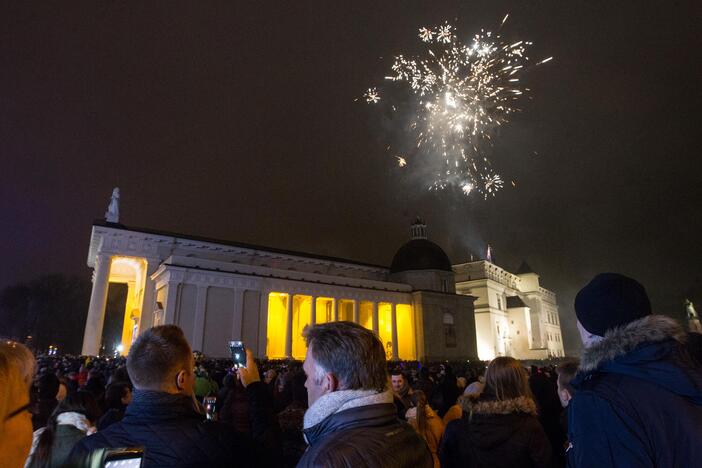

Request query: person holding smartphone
[{"left": 68, "top": 325, "right": 280, "bottom": 467}]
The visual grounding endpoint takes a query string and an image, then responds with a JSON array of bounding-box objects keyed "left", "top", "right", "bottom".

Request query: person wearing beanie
[{"left": 567, "top": 273, "right": 702, "bottom": 468}]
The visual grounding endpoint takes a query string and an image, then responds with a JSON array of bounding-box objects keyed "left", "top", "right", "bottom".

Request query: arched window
[{"left": 443, "top": 311, "right": 456, "bottom": 348}]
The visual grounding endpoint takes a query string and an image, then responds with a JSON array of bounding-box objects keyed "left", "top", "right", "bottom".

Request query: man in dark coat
[
  {"left": 69, "top": 325, "right": 280, "bottom": 467},
  {"left": 568, "top": 273, "right": 702, "bottom": 467},
  {"left": 297, "top": 321, "right": 432, "bottom": 468}
]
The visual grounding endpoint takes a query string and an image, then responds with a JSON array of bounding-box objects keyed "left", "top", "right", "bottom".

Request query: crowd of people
[{"left": 1, "top": 272, "right": 701, "bottom": 467}]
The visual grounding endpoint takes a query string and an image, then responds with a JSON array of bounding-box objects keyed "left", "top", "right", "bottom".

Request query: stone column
[
  {"left": 310, "top": 296, "right": 316, "bottom": 326},
  {"left": 138, "top": 258, "right": 161, "bottom": 332},
  {"left": 257, "top": 291, "right": 270, "bottom": 359},
  {"left": 163, "top": 281, "right": 180, "bottom": 325},
  {"left": 372, "top": 302, "right": 379, "bottom": 335},
  {"left": 332, "top": 298, "right": 339, "bottom": 322},
  {"left": 352, "top": 300, "right": 359, "bottom": 323},
  {"left": 391, "top": 303, "right": 399, "bottom": 361},
  {"left": 82, "top": 253, "right": 113, "bottom": 356},
  {"left": 192, "top": 285, "right": 209, "bottom": 352},
  {"left": 285, "top": 294, "right": 294, "bottom": 358},
  {"left": 231, "top": 288, "right": 245, "bottom": 341}
]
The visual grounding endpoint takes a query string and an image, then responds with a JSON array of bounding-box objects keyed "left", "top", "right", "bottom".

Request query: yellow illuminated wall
[
  {"left": 316, "top": 297, "right": 334, "bottom": 324},
  {"left": 378, "top": 303, "right": 393, "bottom": 360},
  {"left": 396, "top": 304, "right": 416, "bottom": 360},
  {"left": 292, "top": 296, "right": 312, "bottom": 359},
  {"left": 338, "top": 300, "right": 354, "bottom": 322},
  {"left": 358, "top": 301, "right": 373, "bottom": 330},
  {"left": 266, "top": 293, "right": 288, "bottom": 359}
]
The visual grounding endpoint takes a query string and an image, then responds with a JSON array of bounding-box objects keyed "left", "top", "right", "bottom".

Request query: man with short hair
[
  {"left": 568, "top": 273, "right": 702, "bottom": 467},
  {"left": 70, "top": 325, "right": 278, "bottom": 467},
  {"left": 297, "top": 321, "right": 432, "bottom": 467},
  {"left": 391, "top": 370, "right": 414, "bottom": 419}
]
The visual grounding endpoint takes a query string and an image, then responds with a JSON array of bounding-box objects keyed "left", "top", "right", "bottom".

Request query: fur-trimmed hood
[
  {"left": 461, "top": 395, "right": 537, "bottom": 416},
  {"left": 454, "top": 395, "right": 543, "bottom": 452},
  {"left": 580, "top": 314, "right": 686, "bottom": 372},
  {"left": 573, "top": 314, "right": 702, "bottom": 405}
]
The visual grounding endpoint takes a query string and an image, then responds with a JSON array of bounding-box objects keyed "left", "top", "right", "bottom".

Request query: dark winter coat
[
  {"left": 298, "top": 402, "right": 433, "bottom": 468},
  {"left": 567, "top": 315, "right": 702, "bottom": 468},
  {"left": 69, "top": 382, "right": 280, "bottom": 467},
  {"left": 439, "top": 395, "right": 552, "bottom": 468}
]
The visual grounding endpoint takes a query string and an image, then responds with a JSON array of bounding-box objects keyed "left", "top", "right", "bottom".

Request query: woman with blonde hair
[
  {"left": 0, "top": 341, "right": 35, "bottom": 468},
  {"left": 439, "top": 356, "right": 552, "bottom": 468}
]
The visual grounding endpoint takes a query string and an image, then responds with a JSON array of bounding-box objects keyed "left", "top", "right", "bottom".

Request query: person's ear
[
  {"left": 175, "top": 369, "right": 187, "bottom": 391},
  {"left": 325, "top": 372, "right": 339, "bottom": 392}
]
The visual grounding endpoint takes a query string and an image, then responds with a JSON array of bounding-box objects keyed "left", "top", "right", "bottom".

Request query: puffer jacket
[
  {"left": 69, "top": 382, "right": 280, "bottom": 467},
  {"left": 567, "top": 315, "right": 702, "bottom": 468},
  {"left": 297, "top": 390, "right": 432, "bottom": 468},
  {"left": 439, "top": 394, "right": 552, "bottom": 468}
]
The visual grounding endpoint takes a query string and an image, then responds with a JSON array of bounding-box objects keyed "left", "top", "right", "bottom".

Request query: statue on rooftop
[
  {"left": 105, "top": 187, "right": 120, "bottom": 223},
  {"left": 686, "top": 299, "right": 698, "bottom": 320}
]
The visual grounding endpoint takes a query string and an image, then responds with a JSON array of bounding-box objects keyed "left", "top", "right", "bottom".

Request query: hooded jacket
[
  {"left": 438, "top": 394, "right": 552, "bottom": 468},
  {"left": 297, "top": 389, "right": 432, "bottom": 468},
  {"left": 567, "top": 315, "right": 702, "bottom": 467}
]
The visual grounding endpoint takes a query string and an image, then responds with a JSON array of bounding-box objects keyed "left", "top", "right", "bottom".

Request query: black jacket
[
  {"left": 69, "top": 382, "right": 280, "bottom": 467},
  {"left": 439, "top": 395, "right": 552, "bottom": 468},
  {"left": 297, "top": 402, "right": 433, "bottom": 468},
  {"left": 567, "top": 315, "right": 702, "bottom": 468}
]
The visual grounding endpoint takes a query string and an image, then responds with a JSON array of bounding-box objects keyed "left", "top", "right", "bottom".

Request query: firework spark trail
[{"left": 364, "top": 17, "right": 551, "bottom": 198}]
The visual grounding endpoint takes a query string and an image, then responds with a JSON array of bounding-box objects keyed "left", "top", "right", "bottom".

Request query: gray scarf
[{"left": 303, "top": 389, "right": 393, "bottom": 430}]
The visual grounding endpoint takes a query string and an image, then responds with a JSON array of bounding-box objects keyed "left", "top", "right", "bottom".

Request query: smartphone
[
  {"left": 229, "top": 340, "right": 246, "bottom": 368},
  {"left": 103, "top": 447, "right": 144, "bottom": 468},
  {"left": 203, "top": 396, "right": 217, "bottom": 421}
]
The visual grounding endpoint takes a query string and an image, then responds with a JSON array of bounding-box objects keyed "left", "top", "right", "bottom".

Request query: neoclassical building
[
  {"left": 82, "top": 195, "right": 563, "bottom": 361},
  {"left": 82, "top": 215, "right": 478, "bottom": 360}
]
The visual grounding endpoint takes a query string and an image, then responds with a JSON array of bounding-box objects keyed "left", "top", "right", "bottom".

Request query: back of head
[
  {"left": 0, "top": 341, "right": 35, "bottom": 389},
  {"left": 52, "top": 391, "right": 100, "bottom": 424},
  {"left": 108, "top": 365, "right": 131, "bottom": 387},
  {"left": 127, "top": 325, "right": 193, "bottom": 390},
  {"left": 575, "top": 273, "right": 651, "bottom": 336},
  {"left": 303, "top": 321, "right": 387, "bottom": 392},
  {"left": 37, "top": 373, "right": 60, "bottom": 400},
  {"left": 34, "top": 391, "right": 100, "bottom": 466},
  {"left": 485, "top": 356, "right": 531, "bottom": 401},
  {"left": 104, "top": 382, "right": 131, "bottom": 410}
]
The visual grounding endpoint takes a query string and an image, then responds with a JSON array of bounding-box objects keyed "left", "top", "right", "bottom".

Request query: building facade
[
  {"left": 81, "top": 218, "right": 477, "bottom": 361},
  {"left": 454, "top": 260, "right": 565, "bottom": 359}
]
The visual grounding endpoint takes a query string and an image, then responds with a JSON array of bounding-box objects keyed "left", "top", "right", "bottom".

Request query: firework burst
[{"left": 365, "top": 18, "right": 551, "bottom": 198}]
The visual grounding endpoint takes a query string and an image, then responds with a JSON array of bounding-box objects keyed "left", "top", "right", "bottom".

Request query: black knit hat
[{"left": 575, "top": 273, "right": 652, "bottom": 336}]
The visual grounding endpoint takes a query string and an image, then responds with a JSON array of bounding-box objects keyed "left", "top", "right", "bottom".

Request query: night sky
[{"left": 2, "top": 1, "right": 700, "bottom": 355}]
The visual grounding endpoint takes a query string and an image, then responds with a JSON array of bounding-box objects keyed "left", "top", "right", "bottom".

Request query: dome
[{"left": 390, "top": 238, "right": 453, "bottom": 273}]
